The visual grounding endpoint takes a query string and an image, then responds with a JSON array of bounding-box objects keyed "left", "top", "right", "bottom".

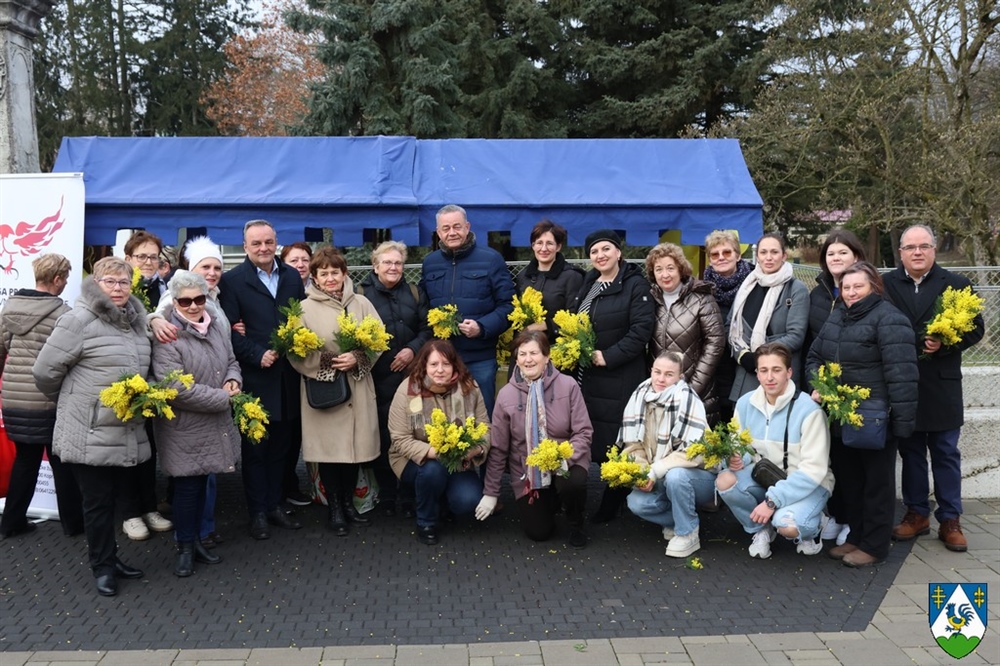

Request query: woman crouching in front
[
  {"left": 716, "top": 343, "right": 833, "bottom": 560},
  {"left": 388, "top": 340, "right": 489, "bottom": 545},
  {"left": 623, "top": 351, "right": 712, "bottom": 558},
  {"left": 477, "top": 330, "right": 593, "bottom": 548}
]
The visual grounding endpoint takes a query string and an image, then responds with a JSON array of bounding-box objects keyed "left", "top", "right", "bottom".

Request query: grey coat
[
  {"left": 729, "top": 278, "right": 810, "bottom": 402},
  {"left": 33, "top": 279, "right": 152, "bottom": 467},
  {"left": 151, "top": 303, "right": 242, "bottom": 477},
  {"left": 0, "top": 290, "right": 70, "bottom": 444}
]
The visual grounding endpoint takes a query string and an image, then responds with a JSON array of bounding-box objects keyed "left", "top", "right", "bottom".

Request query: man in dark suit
[
  {"left": 884, "top": 224, "right": 985, "bottom": 552},
  {"left": 220, "top": 220, "right": 306, "bottom": 540}
]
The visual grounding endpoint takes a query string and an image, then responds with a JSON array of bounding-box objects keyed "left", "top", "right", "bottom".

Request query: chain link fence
[{"left": 340, "top": 261, "right": 997, "bottom": 367}]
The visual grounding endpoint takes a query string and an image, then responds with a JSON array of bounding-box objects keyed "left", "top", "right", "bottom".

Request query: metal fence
[{"left": 339, "top": 261, "right": 998, "bottom": 367}]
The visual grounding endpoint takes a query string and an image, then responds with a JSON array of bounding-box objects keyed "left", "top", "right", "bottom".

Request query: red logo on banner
[{"left": 0, "top": 196, "right": 65, "bottom": 277}]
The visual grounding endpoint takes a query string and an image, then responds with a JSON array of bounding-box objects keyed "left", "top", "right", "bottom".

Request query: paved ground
[{"left": 1, "top": 470, "right": 997, "bottom": 664}]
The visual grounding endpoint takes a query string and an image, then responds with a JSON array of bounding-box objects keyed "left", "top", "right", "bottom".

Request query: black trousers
[
  {"left": 371, "top": 393, "right": 398, "bottom": 503},
  {"left": 69, "top": 463, "right": 133, "bottom": 577},
  {"left": 120, "top": 421, "right": 160, "bottom": 519},
  {"left": 317, "top": 462, "right": 359, "bottom": 505},
  {"left": 836, "top": 435, "right": 898, "bottom": 560},
  {"left": 242, "top": 419, "right": 290, "bottom": 515},
  {"left": 1, "top": 440, "right": 83, "bottom": 536},
  {"left": 515, "top": 465, "right": 588, "bottom": 541},
  {"left": 281, "top": 418, "right": 303, "bottom": 496}
]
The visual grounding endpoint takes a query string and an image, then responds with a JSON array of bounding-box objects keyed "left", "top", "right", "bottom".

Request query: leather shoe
[
  {"left": 827, "top": 543, "right": 858, "bottom": 560},
  {"left": 892, "top": 509, "right": 930, "bottom": 541},
  {"left": 194, "top": 540, "right": 222, "bottom": 565},
  {"left": 569, "top": 530, "right": 589, "bottom": 549},
  {"left": 113, "top": 559, "right": 144, "bottom": 579},
  {"left": 343, "top": 502, "right": 371, "bottom": 526},
  {"left": 266, "top": 508, "right": 302, "bottom": 530},
  {"left": 95, "top": 574, "right": 118, "bottom": 597},
  {"left": 938, "top": 518, "right": 968, "bottom": 552},
  {"left": 417, "top": 525, "right": 438, "bottom": 545},
  {"left": 249, "top": 512, "right": 270, "bottom": 540},
  {"left": 842, "top": 549, "right": 884, "bottom": 568},
  {"left": 0, "top": 521, "right": 37, "bottom": 540}
]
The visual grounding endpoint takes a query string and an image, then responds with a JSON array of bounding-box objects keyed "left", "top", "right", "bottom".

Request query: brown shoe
[
  {"left": 892, "top": 509, "right": 930, "bottom": 541},
  {"left": 938, "top": 518, "right": 968, "bottom": 552},
  {"left": 842, "top": 549, "right": 884, "bottom": 568},
  {"left": 828, "top": 542, "right": 859, "bottom": 560}
]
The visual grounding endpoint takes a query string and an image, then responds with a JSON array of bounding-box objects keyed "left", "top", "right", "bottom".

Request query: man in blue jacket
[
  {"left": 420, "top": 205, "right": 515, "bottom": 416},
  {"left": 220, "top": 220, "right": 306, "bottom": 540},
  {"left": 884, "top": 224, "right": 985, "bottom": 553}
]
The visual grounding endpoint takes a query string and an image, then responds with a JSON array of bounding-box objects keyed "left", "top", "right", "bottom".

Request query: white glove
[{"left": 475, "top": 495, "right": 498, "bottom": 521}]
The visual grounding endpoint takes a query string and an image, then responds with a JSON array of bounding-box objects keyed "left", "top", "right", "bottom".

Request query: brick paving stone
[
  {"left": 171, "top": 650, "right": 252, "bottom": 661},
  {"left": 97, "top": 650, "right": 178, "bottom": 665},
  {"left": 467, "top": 641, "right": 541, "bottom": 657},
  {"left": 393, "top": 645, "right": 470, "bottom": 665},
  {"left": 20, "top": 652, "right": 106, "bottom": 662},
  {"left": 609, "top": 637, "right": 685, "bottom": 654},
  {"left": 538, "top": 638, "right": 616, "bottom": 665},
  {"left": 825, "top": 640, "right": 916, "bottom": 665},
  {"left": 748, "top": 633, "right": 826, "bottom": 651}
]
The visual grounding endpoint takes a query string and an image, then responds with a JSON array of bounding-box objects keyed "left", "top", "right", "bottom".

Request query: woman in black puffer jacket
[
  {"left": 570, "top": 230, "right": 655, "bottom": 522},
  {"left": 516, "top": 219, "right": 585, "bottom": 344},
  {"left": 806, "top": 262, "right": 918, "bottom": 568}
]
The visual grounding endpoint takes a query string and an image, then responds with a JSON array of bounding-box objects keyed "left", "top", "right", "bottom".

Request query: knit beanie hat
[
  {"left": 585, "top": 229, "right": 623, "bottom": 255},
  {"left": 184, "top": 236, "right": 223, "bottom": 270}
]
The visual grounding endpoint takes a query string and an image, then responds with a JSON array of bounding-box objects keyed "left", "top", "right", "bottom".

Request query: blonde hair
[
  {"left": 93, "top": 256, "right": 133, "bottom": 280},
  {"left": 32, "top": 253, "right": 71, "bottom": 284},
  {"left": 372, "top": 241, "right": 408, "bottom": 266},
  {"left": 704, "top": 230, "right": 741, "bottom": 254}
]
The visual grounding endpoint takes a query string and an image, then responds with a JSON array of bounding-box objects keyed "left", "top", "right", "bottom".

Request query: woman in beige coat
[{"left": 289, "top": 247, "right": 382, "bottom": 536}]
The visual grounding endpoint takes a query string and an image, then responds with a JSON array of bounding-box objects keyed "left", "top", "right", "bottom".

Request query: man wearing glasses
[
  {"left": 124, "top": 231, "right": 167, "bottom": 310},
  {"left": 884, "top": 224, "right": 985, "bottom": 553}
]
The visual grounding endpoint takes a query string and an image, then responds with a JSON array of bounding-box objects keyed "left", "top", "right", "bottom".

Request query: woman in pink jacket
[{"left": 476, "top": 330, "right": 593, "bottom": 548}]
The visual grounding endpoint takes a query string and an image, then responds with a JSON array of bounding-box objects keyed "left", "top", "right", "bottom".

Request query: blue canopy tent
[{"left": 53, "top": 136, "right": 762, "bottom": 248}]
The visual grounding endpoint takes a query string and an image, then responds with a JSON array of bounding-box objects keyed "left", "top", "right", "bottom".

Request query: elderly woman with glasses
[
  {"left": 701, "top": 231, "right": 754, "bottom": 421},
  {"left": 33, "top": 257, "right": 153, "bottom": 597},
  {"left": 356, "top": 241, "right": 431, "bottom": 516},
  {"left": 151, "top": 270, "right": 242, "bottom": 577}
]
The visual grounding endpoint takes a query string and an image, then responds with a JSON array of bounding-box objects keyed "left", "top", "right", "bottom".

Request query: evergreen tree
[
  {"left": 138, "top": 0, "right": 254, "bottom": 136},
  {"left": 551, "top": 0, "right": 775, "bottom": 137}
]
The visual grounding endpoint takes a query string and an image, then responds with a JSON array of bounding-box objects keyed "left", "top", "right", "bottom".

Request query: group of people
[{"left": 0, "top": 207, "right": 984, "bottom": 596}]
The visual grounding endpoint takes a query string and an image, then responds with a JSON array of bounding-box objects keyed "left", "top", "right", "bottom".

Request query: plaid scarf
[{"left": 618, "top": 379, "right": 707, "bottom": 460}]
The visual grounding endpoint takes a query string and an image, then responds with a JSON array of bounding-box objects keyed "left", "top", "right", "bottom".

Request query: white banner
[
  {"left": 0, "top": 173, "right": 85, "bottom": 521},
  {"left": 0, "top": 173, "right": 85, "bottom": 309}
]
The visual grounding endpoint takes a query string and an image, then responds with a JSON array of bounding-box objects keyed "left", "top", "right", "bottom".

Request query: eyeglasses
[
  {"left": 176, "top": 295, "right": 207, "bottom": 307},
  {"left": 379, "top": 260, "right": 403, "bottom": 267},
  {"left": 129, "top": 253, "right": 159, "bottom": 263},
  {"left": 709, "top": 249, "right": 735, "bottom": 259},
  {"left": 97, "top": 278, "right": 131, "bottom": 290},
  {"left": 900, "top": 244, "right": 935, "bottom": 253}
]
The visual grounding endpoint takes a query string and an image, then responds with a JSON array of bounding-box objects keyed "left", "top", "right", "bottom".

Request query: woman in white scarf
[
  {"left": 622, "top": 352, "right": 711, "bottom": 559},
  {"left": 726, "top": 233, "right": 809, "bottom": 403}
]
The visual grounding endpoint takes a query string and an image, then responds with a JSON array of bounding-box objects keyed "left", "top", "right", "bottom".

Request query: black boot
[
  {"left": 591, "top": 486, "right": 627, "bottom": 524},
  {"left": 328, "top": 501, "right": 348, "bottom": 536},
  {"left": 193, "top": 540, "right": 221, "bottom": 565},
  {"left": 175, "top": 542, "right": 194, "bottom": 577},
  {"left": 343, "top": 500, "right": 371, "bottom": 526}
]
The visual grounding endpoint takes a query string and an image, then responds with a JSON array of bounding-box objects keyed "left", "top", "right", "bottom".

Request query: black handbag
[
  {"left": 841, "top": 399, "right": 889, "bottom": 450},
  {"left": 304, "top": 372, "right": 351, "bottom": 409},
  {"left": 751, "top": 408, "right": 789, "bottom": 489}
]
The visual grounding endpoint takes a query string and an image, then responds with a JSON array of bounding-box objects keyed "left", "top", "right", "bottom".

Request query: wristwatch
[{"left": 765, "top": 498, "right": 777, "bottom": 510}]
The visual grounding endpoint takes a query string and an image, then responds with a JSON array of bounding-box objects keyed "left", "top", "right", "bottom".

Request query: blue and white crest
[{"left": 928, "top": 583, "right": 988, "bottom": 659}]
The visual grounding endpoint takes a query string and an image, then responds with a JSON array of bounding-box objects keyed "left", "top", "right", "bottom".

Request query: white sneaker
[
  {"left": 123, "top": 517, "right": 150, "bottom": 541},
  {"left": 749, "top": 524, "right": 776, "bottom": 559},
  {"left": 661, "top": 526, "right": 676, "bottom": 541},
  {"left": 143, "top": 511, "right": 173, "bottom": 532},
  {"left": 665, "top": 528, "right": 700, "bottom": 558},
  {"left": 820, "top": 515, "right": 842, "bottom": 540},
  {"left": 836, "top": 524, "right": 851, "bottom": 546},
  {"left": 797, "top": 537, "right": 823, "bottom": 556}
]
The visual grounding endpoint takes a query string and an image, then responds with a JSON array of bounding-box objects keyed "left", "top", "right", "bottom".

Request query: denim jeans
[
  {"left": 898, "top": 429, "right": 962, "bottom": 521},
  {"left": 400, "top": 460, "right": 483, "bottom": 528},
  {"left": 464, "top": 358, "right": 498, "bottom": 418},
  {"left": 718, "top": 464, "right": 829, "bottom": 541},
  {"left": 627, "top": 467, "right": 717, "bottom": 535}
]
